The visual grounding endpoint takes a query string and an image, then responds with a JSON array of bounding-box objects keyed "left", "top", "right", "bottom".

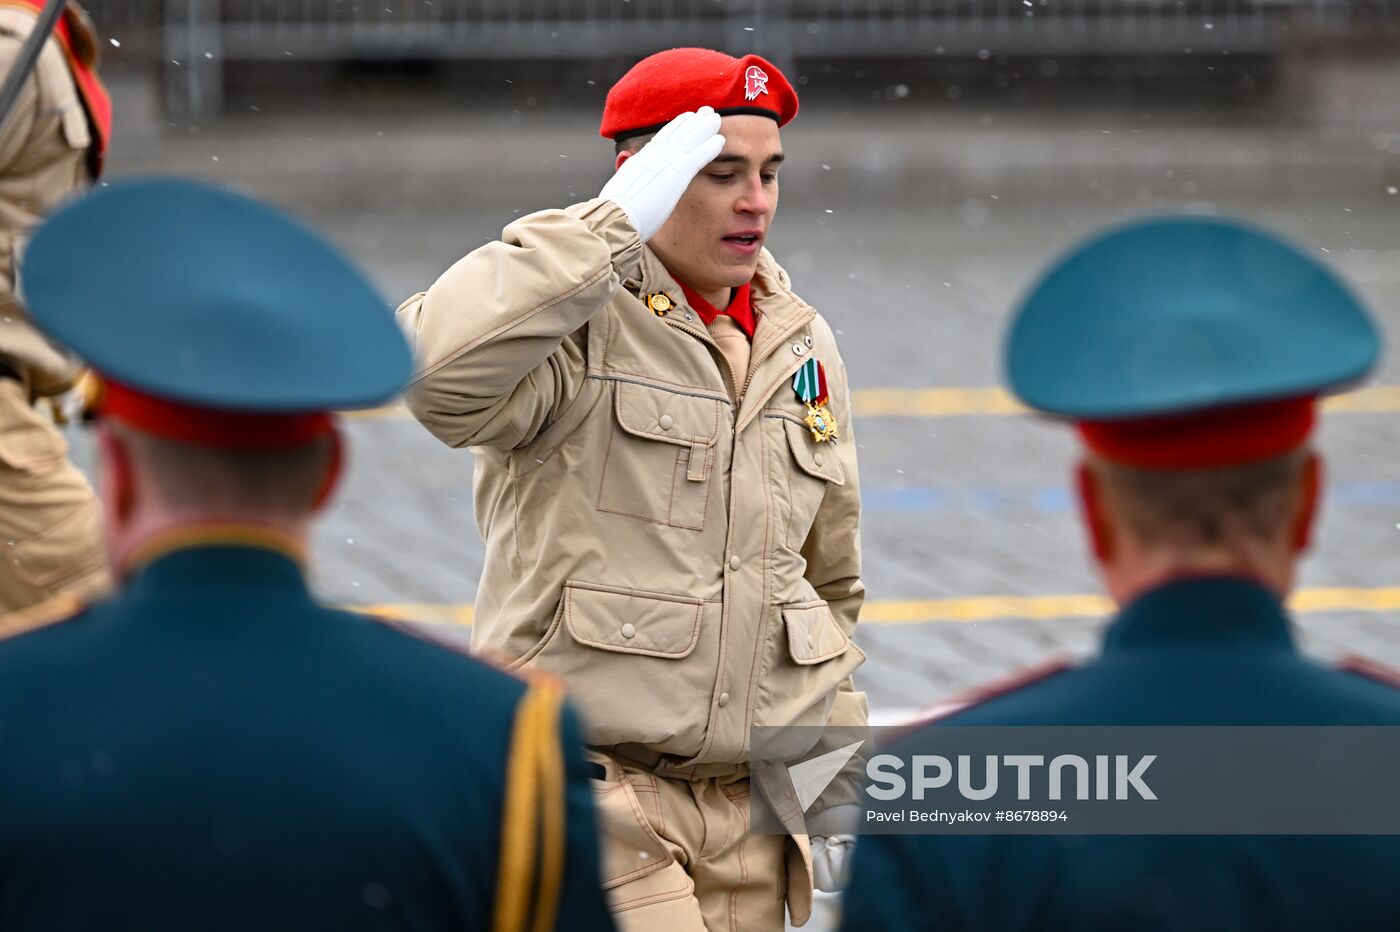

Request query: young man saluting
[{"left": 399, "top": 48, "right": 867, "bottom": 931}]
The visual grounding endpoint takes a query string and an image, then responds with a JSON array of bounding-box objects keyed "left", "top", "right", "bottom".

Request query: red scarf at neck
[{"left": 677, "top": 281, "right": 756, "bottom": 340}]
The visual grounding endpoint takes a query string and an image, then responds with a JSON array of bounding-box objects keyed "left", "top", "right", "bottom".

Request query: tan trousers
[
  {"left": 591, "top": 752, "right": 806, "bottom": 932},
  {"left": 0, "top": 379, "right": 107, "bottom": 615}
]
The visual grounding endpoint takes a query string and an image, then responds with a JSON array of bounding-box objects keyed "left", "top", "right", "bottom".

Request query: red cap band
[
  {"left": 1077, "top": 397, "right": 1316, "bottom": 470},
  {"left": 100, "top": 380, "right": 333, "bottom": 449},
  {"left": 601, "top": 49, "right": 798, "bottom": 140}
]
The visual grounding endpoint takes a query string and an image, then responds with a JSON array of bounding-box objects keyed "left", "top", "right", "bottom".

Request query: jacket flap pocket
[
  {"left": 593, "top": 780, "right": 677, "bottom": 890},
  {"left": 564, "top": 582, "right": 702, "bottom": 658},
  {"left": 0, "top": 384, "right": 66, "bottom": 472},
  {"left": 782, "top": 603, "right": 850, "bottom": 665},
  {"left": 783, "top": 418, "right": 844, "bottom": 485},
  {"left": 614, "top": 381, "right": 721, "bottom": 448}
]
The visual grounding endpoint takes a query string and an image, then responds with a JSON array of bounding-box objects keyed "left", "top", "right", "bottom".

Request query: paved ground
[{"left": 65, "top": 66, "right": 1400, "bottom": 719}]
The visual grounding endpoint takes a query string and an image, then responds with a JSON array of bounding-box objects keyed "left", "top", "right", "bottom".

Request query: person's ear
[
  {"left": 1076, "top": 460, "right": 1114, "bottom": 565},
  {"left": 614, "top": 149, "right": 633, "bottom": 172},
  {"left": 1290, "top": 451, "right": 1322, "bottom": 554},
  {"left": 310, "top": 426, "right": 344, "bottom": 514},
  {"left": 97, "top": 425, "right": 136, "bottom": 520}
]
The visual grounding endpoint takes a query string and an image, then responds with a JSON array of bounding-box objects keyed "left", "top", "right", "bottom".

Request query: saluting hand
[
  {"left": 599, "top": 106, "right": 725, "bottom": 243},
  {"left": 810, "top": 833, "right": 856, "bottom": 893}
]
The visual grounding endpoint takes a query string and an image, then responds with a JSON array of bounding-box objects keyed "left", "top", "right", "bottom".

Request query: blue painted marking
[
  {"left": 1032, "top": 486, "right": 1073, "bottom": 513},
  {"left": 863, "top": 487, "right": 948, "bottom": 512},
  {"left": 1328, "top": 482, "right": 1400, "bottom": 507},
  {"left": 969, "top": 488, "right": 1012, "bottom": 512}
]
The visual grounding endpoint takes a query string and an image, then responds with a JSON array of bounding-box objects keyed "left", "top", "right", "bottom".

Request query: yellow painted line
[
  {"left": 1289, "top": 587, "right": 1400, "bottom": 613},
  {"left": 854, "top": 387, "right": 1027, "bottom": 417},
  {"left": 356, "top": 587, "right": 1400, "bottom": 630},
  {"left": 853, "top": 385, "right": 1400, "bottom": 418},
  {"left": 342, "top": 385, "right": 1400, "bottom": 422},
  {"left": 861, "top": 594, "right": 1113, "bottom": 624},
  {"left": 1321, "top": 386, "right": 1400, "bottom": 413},
  {"left": 360, "top": 602, "right": 476, "bottom": 627},
  {"left": 342, "top": 403, "right": 410, "bottom": 420}
]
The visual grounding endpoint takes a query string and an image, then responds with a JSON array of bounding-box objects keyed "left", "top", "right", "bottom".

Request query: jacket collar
[
  {"left": 747, "top": 249, "right": 812, "bottom": 347},
  {"left": 637, "top": 246, "right": 816, "bottom": 427},
  {"left": 638, "top": 246, "right": 810, "bottom": 340},
  {"left": 1101, "top": 575, "right": 1296, "bottom": 655},
  {"left": 676, "top": 280, "right": 756, "bottom": 339},
  {"left": 737, "top": 253, "right": 816, "bottom": 428},
  {"left": 122, "top": 523, "right": 309, "bottom": 603}
]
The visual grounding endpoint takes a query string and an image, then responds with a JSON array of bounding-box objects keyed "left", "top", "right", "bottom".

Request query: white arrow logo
[{"left": 788, "top": 740, "right": 866, "bottom": 812}]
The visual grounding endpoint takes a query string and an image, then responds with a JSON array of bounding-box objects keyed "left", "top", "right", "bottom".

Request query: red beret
[
  {"left": 1076, "top": 397, "right": 1316, "bottom": 470},
  {"left": 601, "top": 48, "right": 798, "bottom": 141}
]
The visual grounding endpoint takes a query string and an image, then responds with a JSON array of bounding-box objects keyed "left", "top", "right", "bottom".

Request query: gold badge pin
[
  {"left": 804, "top": 402, "right": 839, "bottom": 443},
  {"left": 647, "top": 293, "right": 674, "bottom": 315}
]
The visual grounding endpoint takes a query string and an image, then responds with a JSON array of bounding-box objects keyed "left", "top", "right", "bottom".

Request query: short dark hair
[
  {"left": 114, "top": 424, "right": 335, "bottom": 519},
  {"left": 613, "top": 132, "right": 656, "bottom": 157},
  {"left": 1090, "top": 448, "right": 1310, "bottom": 548}
]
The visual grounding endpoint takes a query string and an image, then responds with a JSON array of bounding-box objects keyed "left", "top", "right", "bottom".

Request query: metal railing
[{"left": 158, "top": 0, "right": 1397, "bottom": 117}]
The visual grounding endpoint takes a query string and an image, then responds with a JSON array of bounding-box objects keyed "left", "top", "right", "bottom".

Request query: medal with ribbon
[{"left": 793, "top": 357, "right": 838, "bottom": 443}]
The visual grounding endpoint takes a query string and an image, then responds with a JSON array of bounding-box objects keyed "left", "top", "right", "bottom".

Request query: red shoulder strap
[
  {"left": 1338, "top": 655, "right": 1400, "bottom": 690},
  {"left": 888, "top": 657, "right": 1076, "bottom": 740},
  {"left": 1, "top": 1, "right": 111, "bottom": 174}
]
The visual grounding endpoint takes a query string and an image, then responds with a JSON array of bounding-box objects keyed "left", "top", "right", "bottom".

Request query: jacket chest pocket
[
  {"left": 780, "top": 416, "right": 844, "bottom": 548},
  {"left": 598, "top": 382, "right": 723, "bottom": 531}
]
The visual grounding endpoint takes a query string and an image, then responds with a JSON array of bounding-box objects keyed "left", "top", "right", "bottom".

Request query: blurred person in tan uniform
[
  {"left": 399, "top": 49, "right": 867, "bottom": 931},
  {"left": 0, "top": 0, "right": 111, "bottom": 614}
]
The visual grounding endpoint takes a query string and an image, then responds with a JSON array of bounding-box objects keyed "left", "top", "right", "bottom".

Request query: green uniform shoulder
[
  {"left": 360, "top": 610, "right": 549, "bottom": 698},
  {"left": 355, "top": 611, "right": 576, "bottom": 932}
]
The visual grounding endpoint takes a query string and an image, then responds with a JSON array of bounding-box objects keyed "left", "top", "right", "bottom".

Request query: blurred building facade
[{"left": 86, "top": 1, "right": 1400, "bottom": 118}]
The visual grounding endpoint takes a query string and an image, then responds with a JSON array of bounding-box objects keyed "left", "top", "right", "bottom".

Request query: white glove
[
  {"left": 599, "top": 107, "right": 725, "bottom": 243},
  {"left": 810, "top": 833, "right": 856, "bottom": 893}
]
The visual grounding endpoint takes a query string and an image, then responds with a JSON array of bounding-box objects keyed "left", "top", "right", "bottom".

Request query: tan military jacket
[
  {"left": 399, "top": 198, "right": 868, "bottom": 774},
  {"left": 0, "top": 6, "right": 94, "bottom": 396}
]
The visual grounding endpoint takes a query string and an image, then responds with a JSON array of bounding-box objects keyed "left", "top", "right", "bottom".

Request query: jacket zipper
[
  {"left": 660, "top": 312, "right": 747, "bottom": 403},
  {"left": 740, "top": 309, "right": 816, "bottom": 399},
  {"left": 654, "top": 294, "right": 812, "bottom": 407}
]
